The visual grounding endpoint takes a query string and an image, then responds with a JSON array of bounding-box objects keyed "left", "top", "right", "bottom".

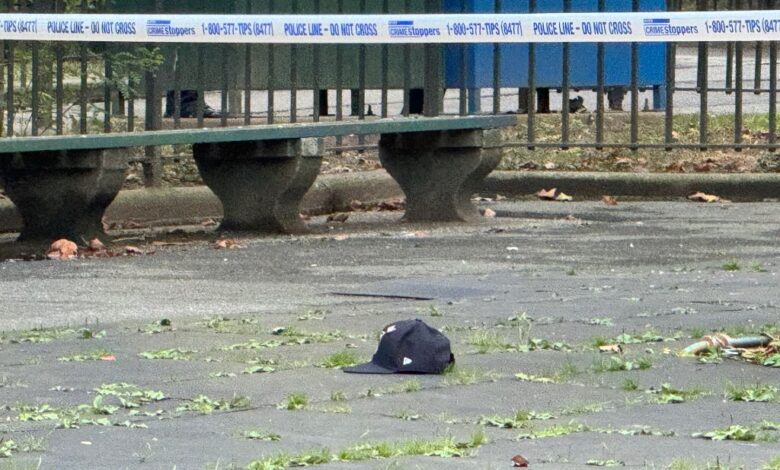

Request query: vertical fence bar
[
  {"left": 459, "top": 0, "right": 467, "bottom": 116},
  {"left": 221, "top": 44, "right": 230, "bottom": 127},
  {"left": 196, "top": 45, "right": 205, "bottom": 128},
  {"left": 143, "top": 0, "right": 164, "bottom": 187},
  {"left": 128, "top": 76, "right": 135, "bottom": 132},
  {"left": 629, "top": 0, "right": 639, "bottom": 151},
  {"left": 103, "top": 48, "right": 111, "bottom": 133},
  {"left": 380, "top": 0, "right": 389, "bottom": 118},
  {"left": 769, "top": 29, "right": 777, "bottom": 151},
  {"left": 267, "top": 0, "right": 275, "bottom": 124},
  {"left": 492, "top": 0, "right": 502, "bottom": 114},
  {"left": 595, "top": 0, "right": 605, "bottom": 150},
  {"left": 358, "top": 0, "right": 366, "bottom": 150},
  {"left": 402, "top": 0, "right": 411, "bottom": 116},
  {"left": 664, "top": 39, "right": 676, "bottom": 151},
  {"left": 31, "top": 43, "right": 39, "bottom": 136},
  {"left": 735, "top": 38, "right": 743, "bottom": 150},
  {"left": 79, "top": 0, "right": 88, "bottom": 134},
  {"left": 244, "top": 36, "right": 252, "bottom": 124},
  {"left": 313, "top": 0, "right": 322, "bottom": 122},
  {"left": 55, "top": 43, "right": 63, "bottom": 135},
  {"left": 697, "top": 0, "right": 708, "bottom": 150},
  {"left": 754, "top": 6, "right": 763, "bottom": 95},
  {"left": 290, "top": 0, "right": 298, "bottom": 123},
  {"left": 173, "top": 48, "right": 181, "bottom": 129},
  {"left": 335, "top": 0, "right": 343, "bottom": 150},
  {"left": 527, "top": 0, "right": 535, "bottom": 149},
  {"left": 423, "top": 0, "right": 441, "bottom": 117},
  {"left": 4, "top": 0, "right": 12, "bottom": 137},
  {"left": 725, "top": 0, "right": 735, "bottom": 93},
  {"left": 560, "top": 0, "right": 570, "bottom": 149}
]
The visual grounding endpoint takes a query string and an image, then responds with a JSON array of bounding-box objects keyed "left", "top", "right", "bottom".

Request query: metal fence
[{"left": 1, "top": 0, "right": 778, "bottom": 185}]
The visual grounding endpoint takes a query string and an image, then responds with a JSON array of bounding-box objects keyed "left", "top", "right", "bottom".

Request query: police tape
[{"left": 0, "top": 11, "right": 779, "bottom": 44}]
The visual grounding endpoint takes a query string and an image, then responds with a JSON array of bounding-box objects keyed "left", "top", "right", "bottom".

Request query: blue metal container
[{"left": 444, "top": 0, "right": 667, "bottom": 109}]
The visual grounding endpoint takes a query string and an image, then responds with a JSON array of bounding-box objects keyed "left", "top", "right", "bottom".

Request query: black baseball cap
[{"left": 344, "top": 319, "right": 454, "bottom": 374}]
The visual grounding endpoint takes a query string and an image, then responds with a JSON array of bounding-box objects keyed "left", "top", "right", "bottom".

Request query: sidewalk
[
  {"left": 1, "top": 199, "right": 779, "bottom": 468},
  {"left": 4, "top": 170, "right": 780, "bottom": 233}
]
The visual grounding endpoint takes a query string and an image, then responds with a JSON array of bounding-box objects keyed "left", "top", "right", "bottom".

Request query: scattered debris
[
  {"left": 512, "top": 454, "right": 530, "bottom": 467},
  {"left": 213, "top": 239, "right": 244, "bottom": 249},
  {"left": 88, "top": 238, "right": 105, "bottom": 251},
  {"left": 598, "top": 344, "right": 623, "bottom": 354},
  {"left": 601, "top": 195, "right": 618, "bottom": 206},
  {"left": 201, "top": 218, "right": 218, "bottom": 227},
  {"left": 536, "top": 188, "right": 572, "bottom": 201},
  {"left": 682, "top": 333, "right": 778, "bottom": 367},
  {"left": 124, "top": 246, "right": 144, "bottom": 255},
  {"left": 47, "top": 239, "right": 78, "bottom": 260},
  {"left": 327, "top": 213, "right": 350, "bottom": 223},
  {"left": 482, "top": 208, "right": 496, "bottom": 218},
  {"left": 687, "top": 191, "right": 721, "bottom": 203}
]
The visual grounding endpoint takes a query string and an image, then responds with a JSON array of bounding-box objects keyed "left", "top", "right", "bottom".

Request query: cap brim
[{"left": 343, "top": 361, "right": 395, "bottom": 374}]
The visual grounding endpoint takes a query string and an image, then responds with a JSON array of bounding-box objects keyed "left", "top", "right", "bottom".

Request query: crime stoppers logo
[
  {"left": 147, "top": 20, "right": 195, "bottom": 37},
  {"left": 388, "top": 20, "right": 440, "bottom": 38},
  {"left": 643, "top": 18, "right": 698, "bottom": 37}
]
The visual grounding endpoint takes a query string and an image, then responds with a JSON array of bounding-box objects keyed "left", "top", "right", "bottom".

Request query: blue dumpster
[{"left": 443, "top": 0, "right": 667, "bottom": 110}]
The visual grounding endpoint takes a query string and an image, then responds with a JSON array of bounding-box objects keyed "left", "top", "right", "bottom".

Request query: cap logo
[
  {"left": 385, "top": 325, "right": 397, "bottom": 333},
  {"left": 402, "top": 357, "right": 413, "bottom": 365}
]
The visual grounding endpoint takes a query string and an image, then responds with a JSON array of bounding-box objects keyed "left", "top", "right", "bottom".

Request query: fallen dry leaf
[
  {"left": 101, "top": 215, "right": 110, "bottom": 231},
  {"left": 88, "top": 238, "right": 105, "bottom": 251},
  {"left": 379, "top": 198, "right": 405, "bottom": 211},
  {"left": 555, "top": 192, "right": 573, "bottom": 202},
  {"left": 688, "top": 191, "right": 721, "bottom": 203},
  {"left": 100, "top": 355, "right": 116, "bottom": 361},
  {"left": 47, "top": 239, "right": 78, "bottom": 260},
  {"left": 535, "top": 188, "right": 558, "bottom": 200},
  {"left": 326, "top": 213, "right": 349, "bottom": 223},
  {"left": 333, "top": 234, "right": 349, "bottom": 241},
  {"left": 299, "top": 213, "right": 312, "bottom": 221},
  {"left": 201, "top": 218, "right": 218, "bottom": 227},
  {"left": 601, "top": 195, "right": 618, "bottom": 206},
  {"left": 599, "top": 344, "right": 623, "bottom": 354},
  {"left": 124, "top": 246, "right": 144, "bottom": 255},
  {"left": 482, "top": 208, "right": 496, "bottom": 218},
  {"left": 512, "top": 454, "right": 530, "bottom": 467},
  {"left": 123, "top": 220, "right": 145, "bottom": 229},
  {"left": 214, "top": 239, "right": 243, "bottom": 249},
  {"left": 543, "top": 161, "right": 557, "bottom": 170}
]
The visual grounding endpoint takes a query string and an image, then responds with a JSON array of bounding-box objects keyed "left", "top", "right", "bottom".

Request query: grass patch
[
  {"left": 480, "top": 410, "right": 555, "bottom": 429},
  {"left": 330, "top": 391, "right": 347, "bottom": 402},
  {"left": 516, "top": 421, "right": 588, "bottom": 440},
  {"left": 240, "top": 430, "right": 281, "bottom": 441},
  {"left": 693, "top": 422, "right": 780, "bottom": 442},
  {"left": 726, "top": 383, "right": 778, "bottom": 402},
  {"left": 649, "top": 383, "right": 706, "bottom": 404},
  {"left": 277, "top": 393, "right": 308, "bottom": 411},
  {"left": 138, "top": 348, "right": 195, "bottom": 360},
  {"left": 585, "top": 459, "right": 624, "bottom": 467},
  {"left": 318, "top": 351, "right": 359, "bottom": 369},
  {"left": 246, "top": 429, "right": 487, "bottom": 469},
  {"left": 764, "top": 456, "right": 780, "bottom": 470},
  {"left": 94, "top": 383, "right": 165, "bottom": 408},
  {"left": 58, "top": 349, "right": 113, "bottom": 362},
  {"left": 176, "top": 395, "right": 250, "bottom": 415},
  {"left": 198, "top": 316, "right": 262, "bottom": 334},
  {"left": 592, "top": 356, "right": 652, "bottom": 373},
  {"left": 621, "top": 378, "right": 639, "bottom": 391},
  {"left": 723, "top": 259, "right": 741, "bottom": 272},
  {"left": 467, "top": 330, "right": 571, "bottom": 354},
  {"left": 442, "top": 366, "right": 501, "bottom": 385}
]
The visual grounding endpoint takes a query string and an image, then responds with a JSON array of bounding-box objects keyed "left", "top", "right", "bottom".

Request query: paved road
[{"left": 1, "top": 200, "right": 779, "bottom": 469}]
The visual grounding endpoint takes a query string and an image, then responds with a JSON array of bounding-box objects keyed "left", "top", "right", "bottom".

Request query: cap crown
[{"left": 371, "top": 319, "right": 452, "bottom": 373}]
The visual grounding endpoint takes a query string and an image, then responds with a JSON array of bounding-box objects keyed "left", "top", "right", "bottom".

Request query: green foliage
[
  {"left": 621, "top": 378, "right": 639, "bottom": 391},
  {"left": 58, "top": 349, "right": 112, "bottom": 362},
  {"left": 516, "top": 422, "right": 588, "bottom": 439},
  {"left": 277, "top": 393, "right": 308, "bottom": 411},
  {"left": 138, "top": 348, "right": 195, "bottom": 360},
  {"left": 241, "top": 430, "right": 281, "bottom": 442},
  {"left": 480, "top": 410, "right": 555, "bottom": 429},
  {"left": 649, "top": 383, "right": 705, "bottom": 404},
  {"left": 593, "top": 356, "right": 652, "bottom": 373},
  {"left": 318, "top": 351, "right": 359, "bottom": 369},
  {"left": 726, "top": 383, "right": 778, "bottom": 402},
  {"left": 722, "top": 259, "right": 741, "bottom": 272},
  {"left": 176, "top": 395, "right": 250, "bottom": 415},
  {"left": 93, "top": 383, "right": 165, "bottom": 408}
]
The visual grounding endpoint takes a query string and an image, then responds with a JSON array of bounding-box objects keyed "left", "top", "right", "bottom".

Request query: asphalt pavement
[{"left": 1, "top": 199, "right": 780, "bottom": 469}]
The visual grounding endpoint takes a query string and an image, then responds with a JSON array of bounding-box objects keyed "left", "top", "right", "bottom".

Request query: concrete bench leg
[
  {"left": 193, "top": 138, "right": 323, "bottom": 234},
  {"left": 379, "top": 129, "right": 502, "bottom": 222},
  {"left": 0, "top": 149, "right": 128, "bottom": 242}
]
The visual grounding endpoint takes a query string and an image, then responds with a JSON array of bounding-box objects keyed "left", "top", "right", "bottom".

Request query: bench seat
[{"left": 0, "top": 115, "right": 516, "bottom": 241}]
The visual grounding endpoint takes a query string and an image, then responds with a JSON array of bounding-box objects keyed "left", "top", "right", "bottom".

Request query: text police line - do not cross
[{"left": 1, "top": 11, "right": 779, "bottom": 44}]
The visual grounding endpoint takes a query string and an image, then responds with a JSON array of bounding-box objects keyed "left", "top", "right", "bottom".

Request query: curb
[{"left": 2, "top": 170, "right": 780, "bottom": 233}]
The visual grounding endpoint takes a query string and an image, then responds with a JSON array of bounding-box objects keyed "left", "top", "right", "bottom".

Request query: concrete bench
[{"left": 0, "top": 115, "right": 516, "bottom": 242}]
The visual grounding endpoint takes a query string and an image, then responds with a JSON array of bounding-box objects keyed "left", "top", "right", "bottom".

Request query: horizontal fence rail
[{"left": 0, "top": 0, "right": 778, "bottom": 187}]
